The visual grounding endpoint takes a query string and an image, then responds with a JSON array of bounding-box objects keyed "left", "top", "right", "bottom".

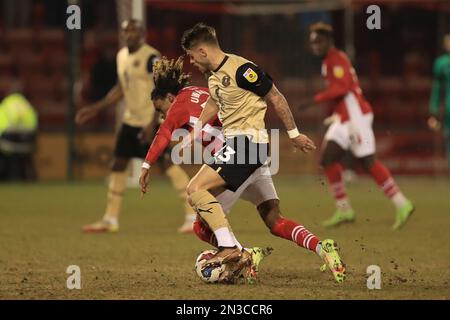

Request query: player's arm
[
  {"left": 140, "top": 106, "right": 188, "bottom": 196},
  {"left": 182, "top": 97, "right": 218, "bottom": 148},
  {"left": 313, "top": 62, "right": 352, "bottom": 104},
  {"left": 76, "top": 84, "right": 123, "bottom": 125},
  {"left": 139, "top": 124, "right": 172, "bottom": 197},
  {"left": 264, "top": 85, "right": 316, "bottom": 153},
  {"left": 198, "top": 97, "right": 219, "bottom": 128},
  {"left": 428, "top": 58, "right": 443, "bottom": 131},
  {"left": 235, "top": 62, "right": 315, "bottom": 153}
]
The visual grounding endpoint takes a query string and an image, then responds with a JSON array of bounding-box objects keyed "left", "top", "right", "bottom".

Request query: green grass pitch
[{"left": 1, "top": 177, "right": 449, "bottom": 299}]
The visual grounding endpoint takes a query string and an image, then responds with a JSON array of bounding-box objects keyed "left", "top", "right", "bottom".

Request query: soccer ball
[{"left": 194, "top": 249, "right": 226, "bottom": 283}]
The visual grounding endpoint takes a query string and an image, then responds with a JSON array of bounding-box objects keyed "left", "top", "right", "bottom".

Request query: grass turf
[{"left": 0, "top": 176, "right": 449, "bottom": 299}]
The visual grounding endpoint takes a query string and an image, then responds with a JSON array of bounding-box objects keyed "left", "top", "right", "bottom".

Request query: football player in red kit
[
  {"left": 139, "top": 56, "right": 271, "bottom": 283},
  {"left": 307, "top": 22, "right": 414, "bottom": 230}
]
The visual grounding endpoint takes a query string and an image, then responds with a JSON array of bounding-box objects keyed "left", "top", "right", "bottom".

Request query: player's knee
[
  {"left": 111, "top": 158, "right": 129, "bottom": 171},
  {"left": 321, "top": 141, "right": 345, "bottom": 167},
  {"left": 186, "top": 179, "right": 201, "bottom": 199},
  {"left": 360, "top": 155, "right": 375, "bottom": 172},
  {"left": 320, "top": 154, "right": 331, "bottom": 167},
  {"left": 257, "top": 199, "right": 281, "bottom": 229}
]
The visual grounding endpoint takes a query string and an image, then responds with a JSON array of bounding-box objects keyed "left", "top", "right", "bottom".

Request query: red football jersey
[
  {"left": 144, "top": 86, "right": 223, "bottom": 165},
  {"left": 314, "top": 47, "right": 372, "bottom": 122}
]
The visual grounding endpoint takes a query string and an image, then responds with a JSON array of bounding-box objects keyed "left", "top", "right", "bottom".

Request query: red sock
[
  {"left": 193, "top": 219, "right": 218, "bottom": 248},
  {"left": 369, "top": 160, "right": 399, "bottom": 198},
  {"left": 271, "top": 217, "right": 320, "bottom": 252},
  {"left": 324, "top": 162, "right": 347, "bottom": 201}
]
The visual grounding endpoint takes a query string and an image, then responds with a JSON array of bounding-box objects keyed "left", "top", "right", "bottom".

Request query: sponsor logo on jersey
[
  {"left": 243, "top": 68, "right": 258, "bottom": 83},
  {"left": 133, "top": 60, "right": 141, "bottom": 67},
  {"left": 333, "top": 66, "right": 344, "bottom": 78}
]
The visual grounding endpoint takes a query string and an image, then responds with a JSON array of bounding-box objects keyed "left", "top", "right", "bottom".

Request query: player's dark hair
[
  {"left": 309, "top": 22, "right": 334, "bottom": 39},
  {"left": 181, "top": 23, "right": 219, "bottom": 50},
  {"left": 151, "top": 56, "right": 191, "bottom": 100}
]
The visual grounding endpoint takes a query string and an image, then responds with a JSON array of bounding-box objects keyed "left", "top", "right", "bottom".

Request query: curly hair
[{"left": 151, "top": 56, "right": 191, "bottom": 100}]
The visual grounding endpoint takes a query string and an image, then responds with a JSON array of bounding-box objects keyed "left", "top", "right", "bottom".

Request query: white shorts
[
  {"left": 324, "top": 112, "right": 375, "bottom": 158},
  {"left": 216, "top": 162, "right": 279, "bottom": 214}
]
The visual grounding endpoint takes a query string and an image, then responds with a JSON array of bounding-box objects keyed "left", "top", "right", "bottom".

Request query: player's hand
[
  {"left": 291, "top": 134, "right": 316, "bottom": 153},
  {"left": 75, "top": 106, "right": 99, "bottom": 125},
  {"left": 427, "top": 116, "right": 441, "bottom": 132},
  {"left": 139, "top": 167, "right": 150, "bottom": 198}
]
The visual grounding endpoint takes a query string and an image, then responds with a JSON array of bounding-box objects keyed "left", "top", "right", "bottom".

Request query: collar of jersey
[{"left": 212, "top": 55, "right": 229, "bottom": 73}]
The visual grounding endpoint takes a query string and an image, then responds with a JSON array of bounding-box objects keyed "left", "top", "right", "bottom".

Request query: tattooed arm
[
  {"left": 264, "top": 84, "right": 297, "bottom": 131},
  {"left": 264, "top": 84, "right": 316, "bottom": 153}
]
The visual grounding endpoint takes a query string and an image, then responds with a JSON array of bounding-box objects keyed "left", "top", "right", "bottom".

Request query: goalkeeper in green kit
[{"left": 428, "top": 34, "right": 450, "bottom": 170}]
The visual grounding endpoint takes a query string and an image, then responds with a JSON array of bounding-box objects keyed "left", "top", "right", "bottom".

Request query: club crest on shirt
[
  {"left": 333, "top": 66, "right": 344, "bottom": 78},
  {"left": 222, "top": 75, "right": 231, "bottom": 87},
  {"left": 243, "top": 67, "right": 258, "bottom": 83},
  {"left": 133, "top": 60, "right": 141, "bottom": 67}
]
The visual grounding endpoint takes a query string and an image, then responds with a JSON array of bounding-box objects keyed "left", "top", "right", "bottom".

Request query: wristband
[
  {"left": 287, "top": 128, "right": 300, "bottom": 139},
  {"left": 141, "top": 162, "right": 151, "bottom": 169}
]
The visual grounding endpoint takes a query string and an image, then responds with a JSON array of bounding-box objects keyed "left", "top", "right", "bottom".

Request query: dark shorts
[
  {"left": 114, "top": 124, "right": 171, "bottom": 163},
  {"left": 207, "top": 135, "right": 269, "bottom": 192}
]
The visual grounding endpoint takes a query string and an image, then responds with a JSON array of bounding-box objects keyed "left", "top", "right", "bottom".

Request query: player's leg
[
  {"left": 194, "top": 178, "right": 266, "bottom": 251},
  {"left": 83, "top": 124, "right": 145, "bottom": 233},
  {"left": 191, "top": 136, "right": 269, "bottom": 266},
  {"left": 157, "top": 148, "right": 196, "bottom": 233},
  {"left": 196, "top": 173, "right": 273, "bottom": 284},
  {"left": 236, "top": 168, "right": 345, "bottom": 282},
  {"left": 193, "top": 216, "right": 218, "bottom": 248},
  {"left": 257, "top": 200, "right": 345, "bottom": 282},
  {"left": 238, "top": 166, "right": 319, "bottom": 254},
  {"left": 353, "top": 114, "right": 413, "bottom": 229},
  {"left": 258, "top": 200, "right": 320, "bottom": 253},
  {"left": 191, "top": 173, "right": 262, "bottom": 249},
  {"left": 192, "top": 185, "right": 244, "bottom": 252},
  {"left": 187, "top": 164, "right": 242, "bottom": 264},
  {"left": 247, "top": 175, "right": 346, "bottom": 284},
  {"left": 359, "top": 154, "right": 414, "bottom": 229},
  {"left": 321, "top": 140, "right": 355, "bottom": 227},
  {"left": 82, "top": 156, "right": 129, "bottom": 233},
  {"left": 193, "top": 187, "right": 268, "bottom": 284}
]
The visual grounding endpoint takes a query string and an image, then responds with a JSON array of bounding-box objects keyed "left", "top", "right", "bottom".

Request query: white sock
[
  {"left": 230, "top": 232, "right": 243, "bottom": 251},
  {"left": 103, "top": 216, "right": 118, "bottom": 225},
  {"left": 336, "top": 198, "right": 352, "bottom": 211},
  {"left": 185, "top": 213, "right": 197, "bottom": 222},
  {"left": 391, "top": 192, "right": 408, "bottom": 209},
  {"left": 214, "top": 227, "right": 236, "bottom": 248},
  {"left": 315, "top": 243, "right": 322, "bottom": 256}
]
